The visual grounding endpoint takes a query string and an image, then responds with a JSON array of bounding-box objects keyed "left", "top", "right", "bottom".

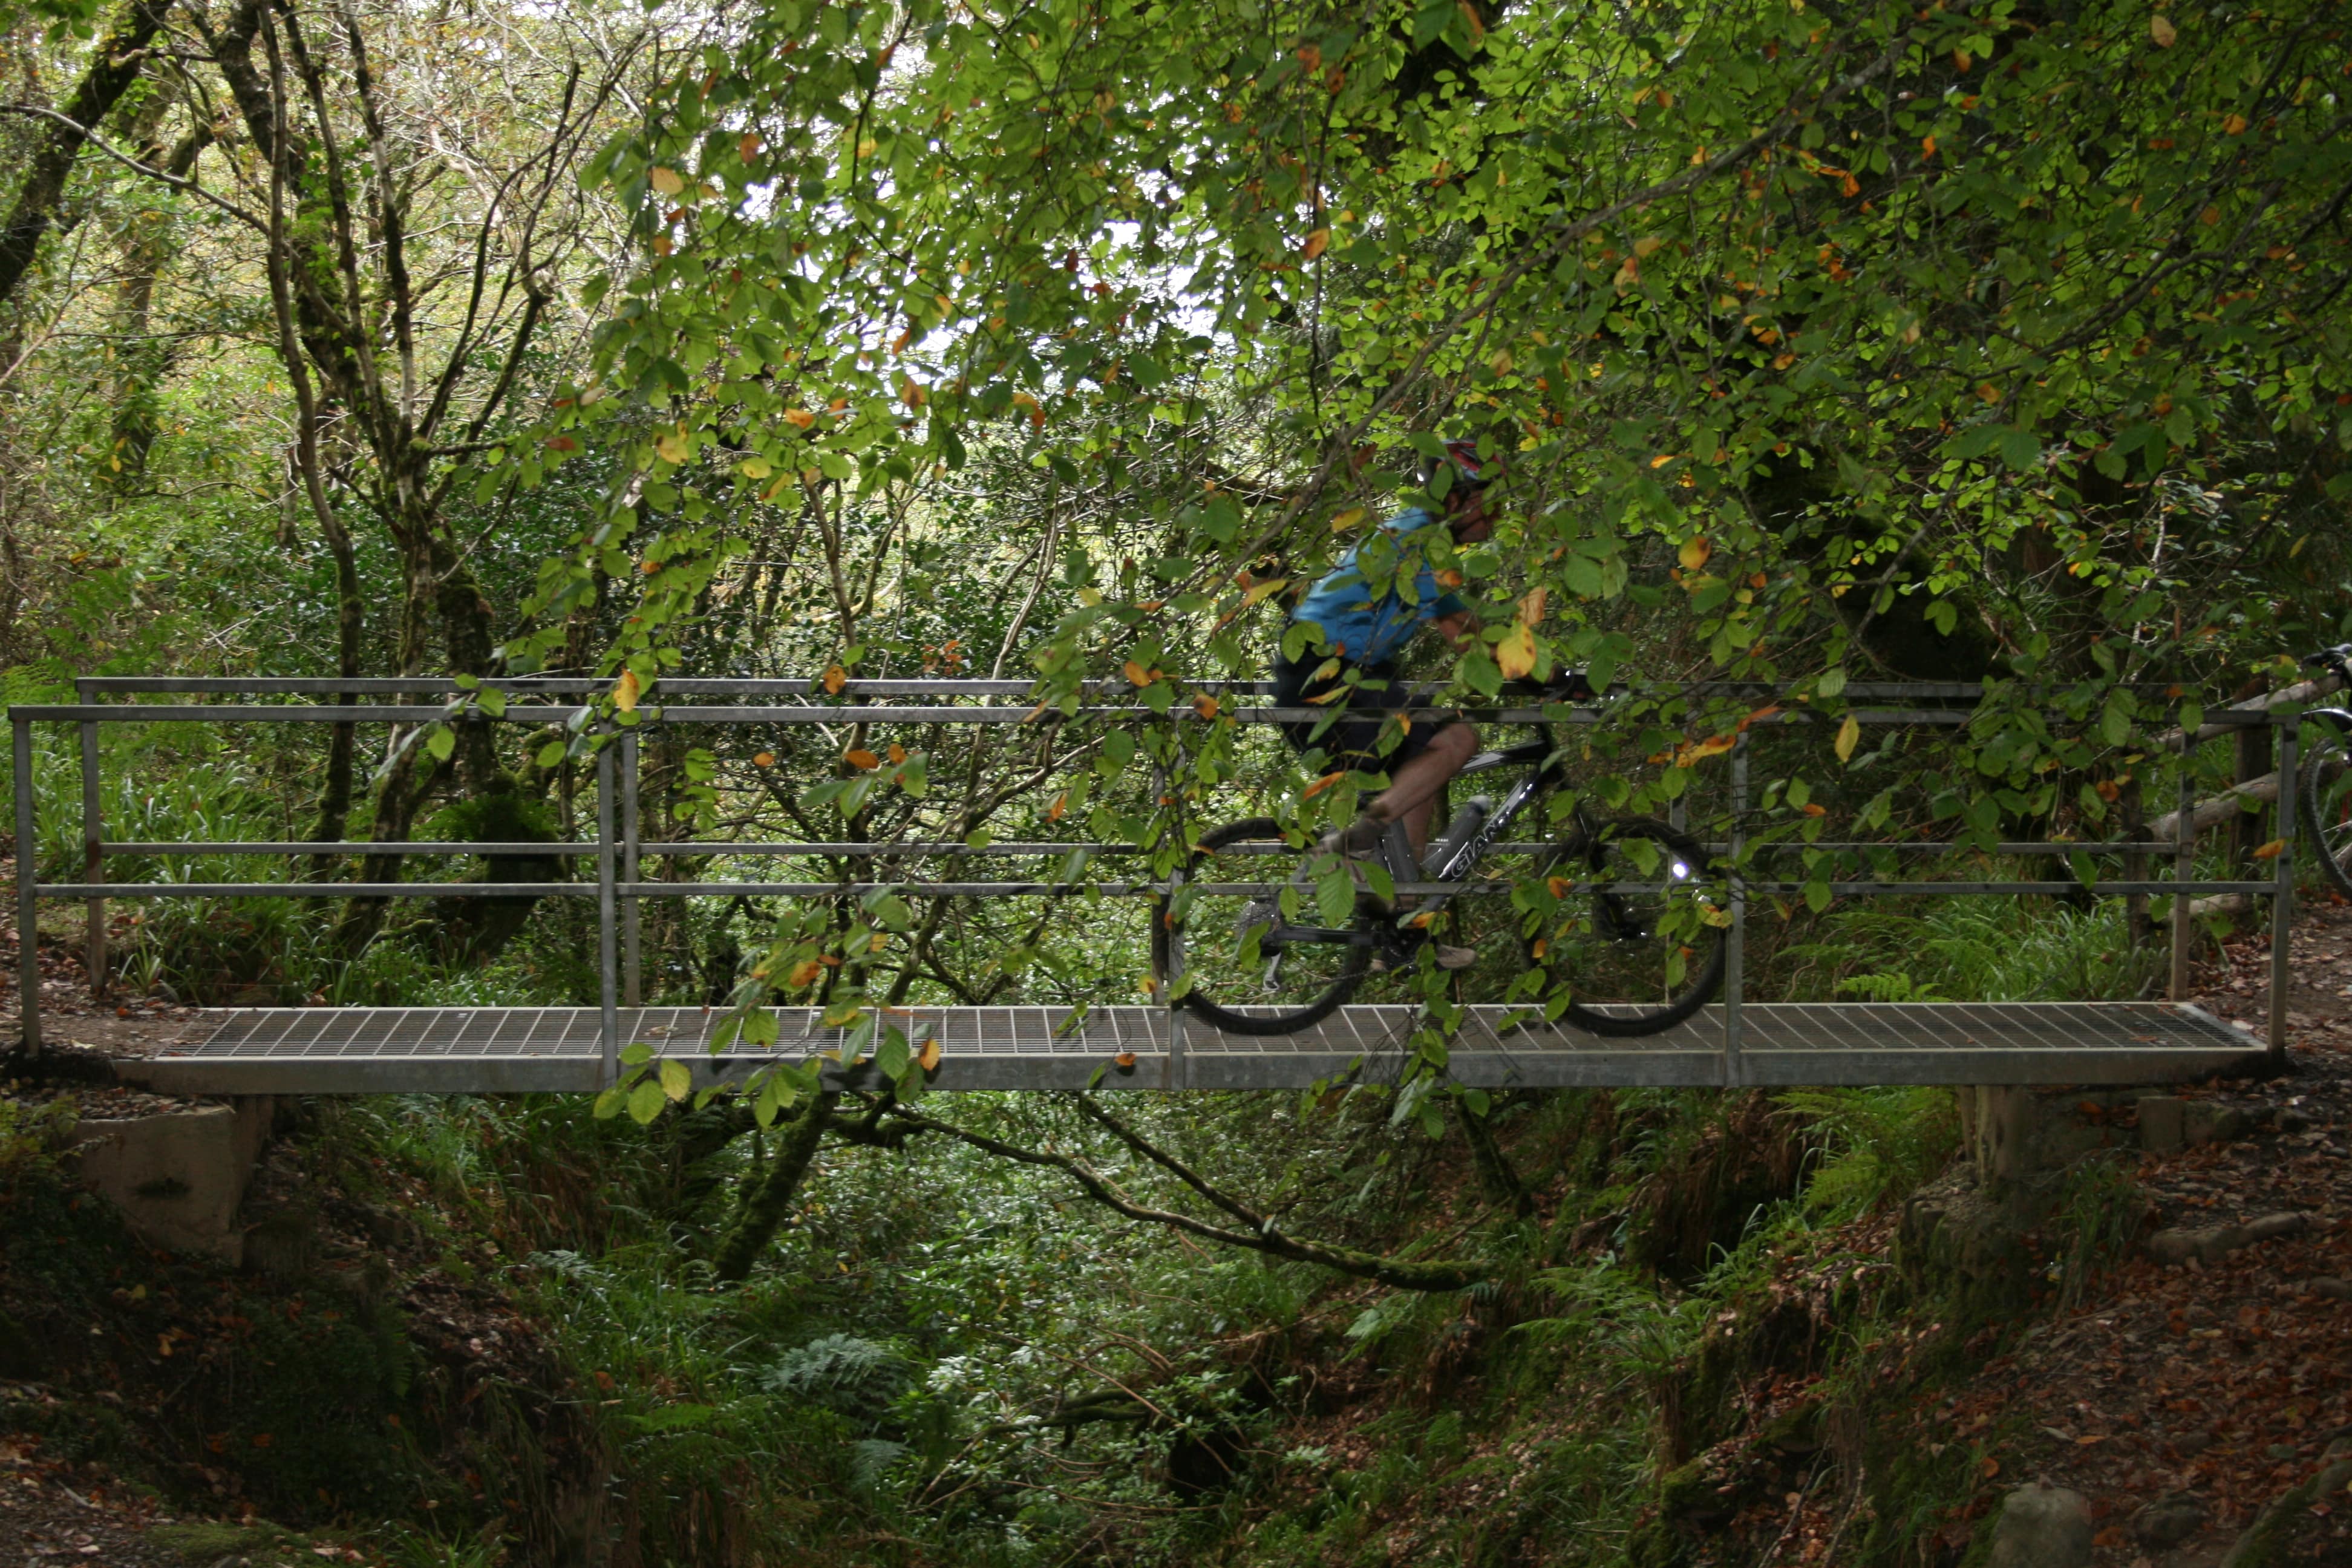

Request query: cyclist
[{"left": 1272, "top": 439, "right": 1498, "bottom": 958}]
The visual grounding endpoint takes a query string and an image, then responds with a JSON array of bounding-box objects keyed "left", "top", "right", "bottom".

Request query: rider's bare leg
[{"left": 1367, "top": 722, "right": 1478, "bottom": 860}]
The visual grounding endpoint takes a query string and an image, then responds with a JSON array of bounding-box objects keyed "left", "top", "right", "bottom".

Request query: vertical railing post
[
  {"left": 77, "top": 681, "right": 103, "bottom": 1000},
  {"left": 14, "top": 714, "right": 39, "bottom": 1053},
  {"left": 2268, "top": 713, "right": 2296, "bottom": 1067},
  {"left": 2170, "top": 731, "right": 2194, "bottom": 1002},
  {"left": 621, "top": 728, "right": 641, "bottom": 1008},
  {"left": 596, "top": 731, "right": 619, "bottom": 1086},
  {"left": 1724, "top": 729, "right": 1747, "bottom": 1089}
]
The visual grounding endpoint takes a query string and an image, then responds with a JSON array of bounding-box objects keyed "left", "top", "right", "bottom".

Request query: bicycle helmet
[{"left": 1424, "top": 437, "right": 1503, "bottom": 494}]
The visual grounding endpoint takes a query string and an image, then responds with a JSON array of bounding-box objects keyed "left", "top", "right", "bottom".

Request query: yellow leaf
[
  {"left": 739, "top": 456, "right": 772, "bottom": 479},
  {"left": 2251, "top": 838, "right": 2285, "bottom": 860},
  {"left": 1632, "top": 235, "right": 1664, "bottom": 258},
  {"left": 1123, "top": 659, "right": 1157, "bottom": 687},
  {"left": 1331, "top": 506, "right": 1367, "bottom": 532},
  {"left": 2149, "top": 11, "right": 2177, "bottom": 45},
  {"left": 823, "top": 665, "right": 847, "bottom": 694},
  {"left": 783, "top": 407, "right": 816, "bottom": 429},
  {"left": 1496, "top": 622, "right": 1538, "bottom": 680},
  {"left": 1677, "top": 535, "right": 1712, "bottom": 571},
  {"left": 1047, "top": 793, "right": 1069, "bottom": 823},
  {"left": 845, "top": 748, "right": 880, "bottom": 770},
  {"left": 1650, "top": 452, "right": 1678, "bottom": 468},
  {"left": 1488, "top": 347, "right": 1513, "bottom": 376},
  {"left": 648, "top": 165, "right": 684, "bottom": 195},
  {"left": 1546, "top": 876, "right": 1572, "bottom": 898},
  {"left": 753, "top": 751, "right": 776, "bottom": 767},
  {"left": 1455, "top": 0, "right": 1484, "bottom": 40},
  {"left": 655, "top": 430, "right": 690, "bottom": 464},
  {"left": 658, "top": 1057, "right": 692, "bottom": 1102},
  {"left": 614, "top": 668, "right": 641, "bottom": 713},
  {"left": 1301, "top": 228, "right": 1330, "bottom": 261},
  {"left": 786, "top": 959, "right": 823, "bottom": 987},
  {"left": 739, "top": 132, "right": 763, "bottom": 161},
  {"left": 2222, "top": 113, "right": 2247, "bottom": 134},
  {"left": 1243, "top": 577, "right": 1290, "bottom": 607},
  {"left": 1115, "top": 1051, "right": 1138, "bottom": 1067},
  {"left": 1194, "top": 693, "right": 1220, "bottom": 719},
  {"left": 918, "top": 1037, "right": 941, "bottom": 1071},
  {"left": 888, "top": 742, "right": 907, "bottom": 763},
  {"left": 1517, "top": 587, "right": 1548, "bottom": 627},
  {"left": 1834, "top": 714, "right": 1861, "bottom": 762},
  {"left": 1681, "top": 734, "right": 1736, "bottom": 763}
]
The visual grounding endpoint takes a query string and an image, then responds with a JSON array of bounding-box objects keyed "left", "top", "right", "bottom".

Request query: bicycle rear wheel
[
  {"left": 1524, "top": 817, "right": 1728, "bottom": 1037},
  {"left": 2301, "top": 727, "right": 2352, "bottom": 901},
  {"left": 1151, "top": 817, "right": 1373, "bottom": 1036}
]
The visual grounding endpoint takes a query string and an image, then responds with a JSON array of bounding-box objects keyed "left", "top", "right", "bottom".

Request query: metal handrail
[{"left": 6, "top": 676, "right": 2309, "bottom": 1080}]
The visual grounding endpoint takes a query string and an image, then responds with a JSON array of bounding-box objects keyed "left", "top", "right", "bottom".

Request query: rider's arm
[{"left": 1431, "top": 607, "right": 1479, "bottom": 653}]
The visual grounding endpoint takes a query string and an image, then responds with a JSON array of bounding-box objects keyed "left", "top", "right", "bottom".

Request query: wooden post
[
  {"left": 15, "top": 715, "right": 40, "bottom": 1053},
  {"left": 2268, "top": 716, "right": 2296, "bottom": 1068},
  {"left": 2169, "top": 749, "right": 2194, "bottom": 1001}
]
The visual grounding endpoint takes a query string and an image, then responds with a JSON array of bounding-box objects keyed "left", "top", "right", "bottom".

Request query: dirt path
[{"left": 1917, "top": 904, "right": 2352, "bottom": 1567}]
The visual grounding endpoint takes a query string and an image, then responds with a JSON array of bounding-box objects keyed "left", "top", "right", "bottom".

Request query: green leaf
[
  {"left": 426, "top": 725, "right": 456, "bottom": 762},
  {"left": 593, "top": 1087, "right": 627, "bottom": 1119},
  {"left": 627, "top": 1080, "right": 666, "bottom": 1124},
  {"left": 621, "top": 1042, "right": 653, "bottom": 1066},
  {"left": 658, "top": 1057, "right": 693, "bottom": 1101},
  {"left": 537, "top": 742, "right": 567, "bottom": 768}
]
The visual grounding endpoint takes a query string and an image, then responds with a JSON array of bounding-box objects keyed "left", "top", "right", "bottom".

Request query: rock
[
  {"left": 1988, "top": 1481, "right": 2094, "bottom": 1568},
  {"left": 2278, "top": 1107, "right": 2313, "bottom": 1133},
  {"left": 2146, "top": 1212, "right": 2311, "bottom": 1266},
  {"left": 2131, "top": 1492, "right": 2208, "bottom": 1549},
  {"left": 2186, "top": 1102, "right": 2252, "bottom": 1145},
  {"left": 2140, "top": 1096, "right": 2187, "bottom": 1152},
  {"left": 2310, "top": 1278, "right": 2352, "bottom": 1301},
  {"left": 2220, "top": 1440, "right": 2352, "bottom": 1568}
]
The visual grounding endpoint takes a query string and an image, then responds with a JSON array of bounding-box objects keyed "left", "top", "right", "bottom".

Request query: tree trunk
[
  {"left": 711, "top": 1091, "right": 837, "bottom": 1283},
  {"left": 0, "top": 0, "right": 173, "bottom": 312}
]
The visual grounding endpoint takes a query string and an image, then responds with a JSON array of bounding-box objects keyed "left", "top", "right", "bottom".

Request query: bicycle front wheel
[
  {"left": 1151, "top": 817, "right": 1373, "bottom": 1036},
  {"left": 2302, "top": 726, "right": 2352, "bottom": 901},
  {"left": 1526, "top": 817, "right": 1728, "bottom": 1037}
]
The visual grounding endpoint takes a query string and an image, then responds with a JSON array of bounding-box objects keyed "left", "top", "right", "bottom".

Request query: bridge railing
[{"left": 4, "top": 675, "right": 2314, "bottom": 1083}]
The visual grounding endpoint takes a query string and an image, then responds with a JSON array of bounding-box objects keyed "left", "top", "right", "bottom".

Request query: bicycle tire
[
  {"left": 1151, "top": 817, "right": 1373, "bottom": 1036},
  {"left": 1524, "top": 817, "right": 1728, "bottom": 1038},
  {"left": 2301, "top": 726, "right": 2352, "bottom": 901}
]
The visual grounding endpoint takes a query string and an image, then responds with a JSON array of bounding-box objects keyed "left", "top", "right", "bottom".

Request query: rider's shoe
[{"left": 1373, "top": 942, "right": 1479, "bottom": 973}]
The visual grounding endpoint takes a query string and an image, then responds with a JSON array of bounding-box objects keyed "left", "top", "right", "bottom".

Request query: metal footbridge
[
  {"left": 10, "top": 675, "right": 2305, "bottom": 1095},
  {"left": 120, "top": 1000, "right": 2259, "bottom": 1096}
]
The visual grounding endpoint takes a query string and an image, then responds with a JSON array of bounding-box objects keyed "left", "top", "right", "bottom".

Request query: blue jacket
[{"left": 1287, "top": 508, "right": 1470, "bottom": 665}]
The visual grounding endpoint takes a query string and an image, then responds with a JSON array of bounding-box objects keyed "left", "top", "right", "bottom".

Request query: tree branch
[{"left": 878, "top": 1103, "right": 1488, "bottom": 1292}]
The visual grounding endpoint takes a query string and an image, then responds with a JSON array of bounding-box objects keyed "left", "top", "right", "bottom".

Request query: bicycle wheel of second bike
[
  {"left": 1521, "top": 818, "right": 1729, "bottom": 1037},
  {"left": 1150, "top": 818, "right": 1374, "bottom": 1036},
  {"left": 2302, "top": 727, "right": 2352, "bottom": 901}
]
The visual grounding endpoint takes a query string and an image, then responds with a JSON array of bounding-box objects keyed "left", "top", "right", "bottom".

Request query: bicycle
[
  {"left": 1151, "top": 684, "right": 1730, "bottom": 1037},
  {"left": 2298, "top": 642, "right": 2352, "bottom": 901}
]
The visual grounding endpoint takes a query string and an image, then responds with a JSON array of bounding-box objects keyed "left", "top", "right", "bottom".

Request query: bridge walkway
[{"left": 113, "top": 1001, "right": 2261, "bottom": 1096}]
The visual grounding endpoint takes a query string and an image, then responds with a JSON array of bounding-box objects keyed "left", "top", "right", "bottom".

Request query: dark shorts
[{"left": 1270, "top": 652, "right": 1452, "bottom": 776}]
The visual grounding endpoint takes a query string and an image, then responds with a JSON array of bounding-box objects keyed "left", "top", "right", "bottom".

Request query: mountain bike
[
  {"left": 1151, "top": 688, "right": 1729, "bottom": 1037},
  {"left": 2298, "top": 642, "right": 2352, "bottom": 900}
]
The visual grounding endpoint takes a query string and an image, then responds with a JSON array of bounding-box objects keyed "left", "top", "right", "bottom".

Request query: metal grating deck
[{"left": 111, "top": 1001, "right": 2265, "bottom": 1095}]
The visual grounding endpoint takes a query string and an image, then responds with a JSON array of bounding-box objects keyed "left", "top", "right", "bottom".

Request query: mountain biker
[{"left": 1272, "top": 439, "right": 1498, "bottom": 959}]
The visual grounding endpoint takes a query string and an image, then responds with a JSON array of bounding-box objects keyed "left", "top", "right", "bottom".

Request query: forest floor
[{"left": 1910, "top": 904, "right": 2352, "bottom": 1568}]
